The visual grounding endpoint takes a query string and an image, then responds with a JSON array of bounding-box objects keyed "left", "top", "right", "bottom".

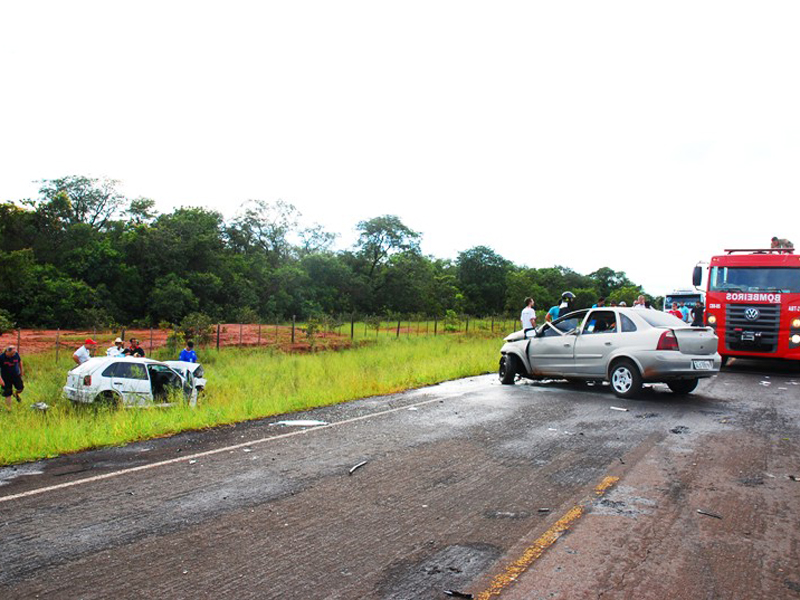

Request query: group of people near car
[
  {"left": 72, "top": 338, "right": 198, "bottom": 365},
  {"left": 1, "top": 337, "right": 199, "bottom": 411},
  {"left": 520, "top": 291, "right": 706, "bottom": 336}
]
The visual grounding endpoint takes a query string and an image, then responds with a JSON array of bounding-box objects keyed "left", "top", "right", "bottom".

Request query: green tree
[
  {"left": 36, "top": 176, "right": 126, "bottom": 230},
  {"left": 354, "top": 215, "right": 421, "bottom": 280},
  {"left": 456, "top": 246, "right": 511, "bottom": 315}
]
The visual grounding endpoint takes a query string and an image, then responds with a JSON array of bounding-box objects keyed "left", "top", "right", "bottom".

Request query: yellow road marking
[{"left": 476, "top": 475, "right": 620, "bottom": 600}]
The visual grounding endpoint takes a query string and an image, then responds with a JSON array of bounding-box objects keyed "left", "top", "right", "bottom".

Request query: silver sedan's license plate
[{"left": 692, "top": 360, "right": 713, "bottom": 370}]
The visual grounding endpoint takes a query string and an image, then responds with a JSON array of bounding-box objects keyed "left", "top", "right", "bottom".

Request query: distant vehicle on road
[
  {"left": 63, "top": 357, "right": 196, "bottom": 407},
  {"left": 499, "top": 307, "right": 721, "bottom": 398},
  {"left": 662, "top": 289, "right": 704, "bottom": 314}
]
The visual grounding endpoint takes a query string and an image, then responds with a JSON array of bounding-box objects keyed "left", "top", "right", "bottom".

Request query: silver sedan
[{"left": 499, "top": 307, "right": 721, "bottom": 398}]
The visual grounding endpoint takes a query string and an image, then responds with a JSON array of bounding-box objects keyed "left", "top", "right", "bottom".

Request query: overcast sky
[{"left": 2, "top": 1, "right": 798, "bottom": 296}]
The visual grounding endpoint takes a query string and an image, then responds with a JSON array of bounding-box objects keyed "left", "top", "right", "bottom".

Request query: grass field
[{"left": 0, "top": 335, "right": 500, "bottom": 466}]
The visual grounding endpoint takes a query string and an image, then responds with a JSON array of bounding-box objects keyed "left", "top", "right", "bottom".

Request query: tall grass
[{"left": 0, "top": 335, "right": 499, "bottom": 465}]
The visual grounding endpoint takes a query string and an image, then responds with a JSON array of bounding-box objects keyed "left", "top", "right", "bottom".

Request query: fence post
[
  {"left": 291, "top": 315, "right": 296, "bottom": 344},
  {"left": 466, "top": 318, "right": 469, "bottom": 334},
  {"left": 121, "top": 327, "right": 126, "bottom": 341},
  {"left": 216, "top": 323, "right": 221, "bottom": 351},
  {"left": 491, "top": 317, "right": 494, "bottom": 333},
  {"left": 351, "top": 315, "right": 355, "bottom": 340},
  {"left": 257, "top": 323, "right": 262, "bottom": 346},
  {"left": 17, "top": 328, "right": 21, "bottom": 353},
  {"left": 434, "top": 317, "right": 438, "bottom": 336},
  {"left": 396, "top": 320, "right": 401, "bottom": 338},
  {"left": 239, "top": 323, "right": 243, "bottom": 347},
  {"left": 149, "top": 327, "right": 153, "bottom": 354},
  {"left": 56, "top": 328, "right": 60, "bottom": 363}
]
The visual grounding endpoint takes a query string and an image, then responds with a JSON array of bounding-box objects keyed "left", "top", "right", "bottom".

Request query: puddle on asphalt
[{"left": 0, "top": 463, "right": 45, "bottom": 486}]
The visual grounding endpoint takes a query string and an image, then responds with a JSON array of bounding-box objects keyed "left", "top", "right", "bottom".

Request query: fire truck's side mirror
[{"left": 692, "top": 266, "right": 702, "bottom": 287}]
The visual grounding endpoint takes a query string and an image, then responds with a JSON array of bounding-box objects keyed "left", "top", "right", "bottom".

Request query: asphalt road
[{"left": 1, "top": 359, "right": 799, "bottom": 599}]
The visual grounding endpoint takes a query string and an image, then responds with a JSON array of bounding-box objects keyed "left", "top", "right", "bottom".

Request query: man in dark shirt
[
  {"left": 124, "top": 338, "right": 146, "bottom": 358},
  {"left": 691, "top": 302, "right": 705, "bottom": 327},
  {"left": 1, "top": 345, "right": 24, "bottom": 409}
]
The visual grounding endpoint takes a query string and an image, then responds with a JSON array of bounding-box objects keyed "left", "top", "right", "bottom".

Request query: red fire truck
[{"left": 693, "top": 248, "right": 800, "bottom": 364}]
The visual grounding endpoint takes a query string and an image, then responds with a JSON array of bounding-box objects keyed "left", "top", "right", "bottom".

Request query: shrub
[{"left": 179, "top": 312, "right": 214, "bottom": 345}]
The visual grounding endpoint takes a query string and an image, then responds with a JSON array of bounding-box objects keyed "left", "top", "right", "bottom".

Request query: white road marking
[{"left": 0, "top": 395, "right": 447, "bottom": 504}]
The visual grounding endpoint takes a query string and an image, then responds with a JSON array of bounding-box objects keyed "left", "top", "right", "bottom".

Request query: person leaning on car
[
  {"left": 1, "top": 345, "right": 24, "bottom": 409},
  {"left": 124, "top": 338, "right": 145, "bottom": 357},
  {"left": 73, "top": 338, "right": 97, "bottom": 365},
  {"left": 520, "top": 298, "right": 537, "bottom": 337}
]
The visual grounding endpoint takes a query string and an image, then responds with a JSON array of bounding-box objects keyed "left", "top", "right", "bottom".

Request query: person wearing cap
[
  {"left": 107, "top": 337, "right": 125, "bottom": 357},
  {"left": 1, "top": 345, "right": 24, "bottom": 409},
  {"left": 73, "top": 338, "right": 97, "bottom": 365}
]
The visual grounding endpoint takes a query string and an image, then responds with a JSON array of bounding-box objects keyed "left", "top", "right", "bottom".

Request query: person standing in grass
[
  {"left": 179, "top": 340, "right": 198, "bottom": 363},
  {"left": 520, "top": 298, "right": 537, "bottom": 337},
  {"left": 1, "top": 345, "right": 24, "bottom": 409},
  {"left": 106, "top": 337, "right": 125, "bottom": 357},
  {"left": 73, "top": 338, "right": 97, "bottom": 365},
  {"left": 124, "top": 338, "right": 145, "bottom": 357}
]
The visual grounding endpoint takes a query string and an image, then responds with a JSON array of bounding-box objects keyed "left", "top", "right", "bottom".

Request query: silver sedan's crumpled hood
[
  {"left": 672, "top": 326, "right": 718, "bottom": 355},
  {"left": 504, "top": 330, "right": 526, "bottom": 342}
]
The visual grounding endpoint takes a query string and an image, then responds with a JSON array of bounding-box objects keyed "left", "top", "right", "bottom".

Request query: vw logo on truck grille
[{"left": 744, "top": 307, "right": 760, "bottom": 321}]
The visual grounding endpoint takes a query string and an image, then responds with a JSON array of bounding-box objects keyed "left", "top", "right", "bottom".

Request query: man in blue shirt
[{"left": 179, "top": 341, "right": 198, "bottom": 363}]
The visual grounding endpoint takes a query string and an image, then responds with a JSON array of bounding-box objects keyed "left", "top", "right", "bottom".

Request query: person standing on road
[
  {"left": 73, "top": 339, "right": 97, "bottom": 365},
  {"left": 679, "top": 302, "right": 691, "bottom": 322},
  {"left": 1, "top": 345, "right": 24, "bottom": 409},
  {"left": 691, "top": 301, "right": 705, "bottom": 327},
  {"left": 669, "top": 302, "right": 684, "bottom": 320},
  {"left": 179, "top": 340, "right": 198, "bottom": 363},
  {"left": 520, "top": 298, "right": 537, "bottom": 337}
]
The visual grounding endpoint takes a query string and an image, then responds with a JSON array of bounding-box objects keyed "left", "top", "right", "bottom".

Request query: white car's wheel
[
  {"left": 609, "top": 359, "right": 642, "bottom": 399},
  {"left": 499, "top": 355, "right": 519, "bottom": 385}
]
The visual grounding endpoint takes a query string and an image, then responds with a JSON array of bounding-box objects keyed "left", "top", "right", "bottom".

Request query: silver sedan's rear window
[{"left": 637, "top": 310, "right": 685, "bottom": 327}]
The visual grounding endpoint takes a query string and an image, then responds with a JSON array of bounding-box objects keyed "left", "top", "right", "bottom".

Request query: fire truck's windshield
[{"left": 709, "top": 267, "right": 800, "bottom": 294}]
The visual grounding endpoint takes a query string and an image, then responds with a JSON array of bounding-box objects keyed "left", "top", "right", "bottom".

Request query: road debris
[
  {"left": 188, "top": 460, "right": 197, "bottom": 465},
  {"left": 30, "top": 402, "right": 50, "bottom": 412},
  {"left": 619, "top": 457, "right": 625, "bottom": 464},
  {"left": 548, "top": 428, "right": 558, "bottom": 431},
  {"left": 444, "top": 590, "right": 474, "bottom": 599},
  {"left": 537, "top": 508, "right": 551, "bottom": 513},
  {"left": 759, "top": 381, "right": 772, "bottom": 387},
  {"left": 697, "top": 509, "right": 722, "bottom": 519},
  {"left": 788, "top": 475, "right": 799, "bottom": 482},
  {"left": 408, "top": 406, "right": 419, "bottom": 411},
  {"left": 272, "top": 420, "right": 328, "bottom": 427},
  {"left": 349, "top": 460, "right": 368, "bottom": 475},
  {"left": 670, "top": 426, "right": 690, "bottom": 434},
  {"left": 609, "top": 406, "right": 629, "bottom": 412}
]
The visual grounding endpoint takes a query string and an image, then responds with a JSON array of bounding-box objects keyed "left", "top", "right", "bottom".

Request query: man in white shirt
[
  {"left": 633, "top": 295, "right": 647, "bottom": 309},
  {"left": 106, "top": 337, "right": 125, "bottom": 357},
  {"left": 72, "top": 339, "right": 97, "bottom": 365},
  {"left": 520, "top": 297, "right": 537, "bottom": 337}
]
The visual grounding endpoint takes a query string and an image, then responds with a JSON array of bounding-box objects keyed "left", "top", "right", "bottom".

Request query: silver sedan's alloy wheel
[{"left": 611, "top": 366, "right": 633, "bottom": 394}]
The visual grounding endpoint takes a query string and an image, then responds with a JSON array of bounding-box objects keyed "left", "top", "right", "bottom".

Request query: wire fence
[{"left": 0, "top": 315, "right": 522, "bottom": 361}]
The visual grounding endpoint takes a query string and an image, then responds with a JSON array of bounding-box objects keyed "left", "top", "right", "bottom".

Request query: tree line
[{"left": 0, "top": 176, "right": 658, "bottom": 329}]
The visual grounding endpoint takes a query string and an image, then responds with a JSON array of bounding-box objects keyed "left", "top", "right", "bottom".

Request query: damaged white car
[{"left": 499, "top": 307, "right": 721, "bottom": 398}]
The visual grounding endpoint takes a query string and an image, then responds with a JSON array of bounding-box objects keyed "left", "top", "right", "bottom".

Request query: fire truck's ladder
[{"left": 724, "top": 248, "right": 795, "bottom": 255}]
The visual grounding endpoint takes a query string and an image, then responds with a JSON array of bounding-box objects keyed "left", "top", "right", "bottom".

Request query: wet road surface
[{"left": 1, "top": 359, "right": 799, "bottom": 599}]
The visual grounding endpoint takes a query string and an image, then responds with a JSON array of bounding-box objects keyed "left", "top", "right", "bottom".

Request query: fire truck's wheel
[
  {"left": 499, "top": 355, "right": 519, "bottom": 385},
  {"left": 609, "top": 359, "right": 642, "bottom": 399},
  {"left": 667, "top": 379, "right": 699, "bottom": 394}
]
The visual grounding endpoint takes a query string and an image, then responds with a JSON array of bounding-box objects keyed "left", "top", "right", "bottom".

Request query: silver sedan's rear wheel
[{"left": 609, "top": 359, "right": 642, "bottom": 399}]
